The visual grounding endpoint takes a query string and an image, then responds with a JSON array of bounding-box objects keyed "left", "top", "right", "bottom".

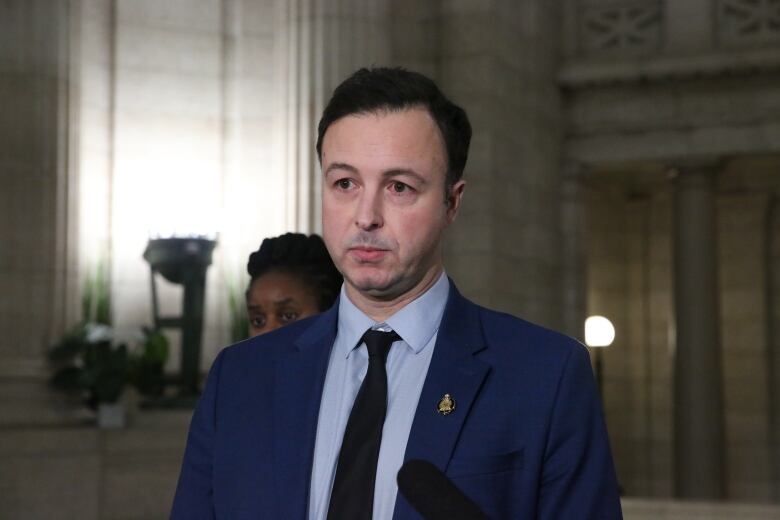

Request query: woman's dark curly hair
[{"left": 246, "top": 233, "right": 342, "bottom": 311}]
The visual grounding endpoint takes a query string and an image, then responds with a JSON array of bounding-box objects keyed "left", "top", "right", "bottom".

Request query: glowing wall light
[{"left": 585, "top": 315, "right": 616, "bottom": 348}]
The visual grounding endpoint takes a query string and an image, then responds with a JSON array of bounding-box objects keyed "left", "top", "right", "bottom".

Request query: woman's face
[{"left": 246, "top": 270, "right": 321, "bottom": 337}]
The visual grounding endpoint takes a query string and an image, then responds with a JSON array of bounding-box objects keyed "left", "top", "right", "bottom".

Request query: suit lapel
[
  {"left": 394, "top": 283, "right": 490, "bottom": 519},
  {"left": 273, "top": 304, "right": 338, "bottom": 519}
]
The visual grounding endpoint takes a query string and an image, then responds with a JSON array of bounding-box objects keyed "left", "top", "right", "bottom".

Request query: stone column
[
  {"left": 561, "top": 161, "right": 587, "bottom": 341},
  {"left": 0, "top": 0, "right": 79, "bottom": 425},
  {"left": 272, "top": 0, "right": 392, "bottom": 233},
  {"left": 672, "top": 163, "right": 725, "bottom": 499},
  {"left": 440, "top": 0, "right": 564, "bottom": 328}
]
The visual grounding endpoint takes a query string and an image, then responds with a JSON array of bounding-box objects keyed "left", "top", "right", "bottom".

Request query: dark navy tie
[{"left": 327, "top": 328, "right": 401, "bottom": 519}]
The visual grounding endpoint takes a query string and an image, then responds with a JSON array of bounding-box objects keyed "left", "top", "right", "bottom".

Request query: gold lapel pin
[{"left": 437, "top": 394, "right": 455, "bottom": 416}]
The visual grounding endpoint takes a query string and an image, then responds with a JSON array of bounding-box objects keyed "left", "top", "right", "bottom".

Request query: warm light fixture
[{"left": 585, "top": 315, "right": 615, "bottom": 348}]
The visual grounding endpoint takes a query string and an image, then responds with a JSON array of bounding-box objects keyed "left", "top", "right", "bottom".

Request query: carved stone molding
[
  {"left": 581, "top": 1, "right": 662, "bottom": 55},
  {"left": 560, "top": 46, "right": 780, "bottom": 86},
  {"left": 718, "top": 0, "right": 780, "bottom": 46}
]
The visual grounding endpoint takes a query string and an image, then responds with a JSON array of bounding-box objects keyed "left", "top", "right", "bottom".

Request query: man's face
[{"left": 320, "top": 107, "right": 464, "bottom": 302}]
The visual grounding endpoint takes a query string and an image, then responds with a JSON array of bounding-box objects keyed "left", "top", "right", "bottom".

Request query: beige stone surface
[
  {"left": 0, "top": 428, "right": 100, "bottom": 520},
  {"left": 0, "top": 411, "right": 190, "bottom": 520},
  {"left": 438, "top": 0, "right": 564, "bottom": 329},
  {"left": 565, "top": 73, "right": 780, "bottom": 165}
]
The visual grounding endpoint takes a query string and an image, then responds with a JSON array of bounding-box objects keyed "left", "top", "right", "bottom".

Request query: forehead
[
  {"left": 248, "top": 270, "right": 309, "bottom": 300},
  {"left": 321, "top": 108, "right": 447, "bottom": 175}
]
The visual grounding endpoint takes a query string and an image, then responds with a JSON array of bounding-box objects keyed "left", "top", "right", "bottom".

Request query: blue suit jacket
[{"left": 171, "top": 283, "right": 622, "bottom": 519}]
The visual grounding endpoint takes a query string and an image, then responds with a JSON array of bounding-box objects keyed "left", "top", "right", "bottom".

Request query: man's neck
[{"left": 345, "top": 267, "right": 444, "bottom": 323}]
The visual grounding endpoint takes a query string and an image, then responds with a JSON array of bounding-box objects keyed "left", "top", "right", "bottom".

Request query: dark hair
[
  {"left": 247, "top": 233, "right": 342, "bottom": 311},
  {"left": 316, "top": 67, "right": 472, "bottom": 190}
]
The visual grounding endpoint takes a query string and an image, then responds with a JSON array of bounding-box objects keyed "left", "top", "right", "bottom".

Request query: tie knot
[{"left": 361, "top": 329, "right": 400, "bottom": 359}]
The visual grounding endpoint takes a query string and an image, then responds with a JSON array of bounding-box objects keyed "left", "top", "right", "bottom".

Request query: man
[{"left": 171, "top": 68, "right": 622, "bottom": 519}]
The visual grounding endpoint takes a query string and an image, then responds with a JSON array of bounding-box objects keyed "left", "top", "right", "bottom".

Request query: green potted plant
[
  {"left": 47, "top": 264, "right": 169, "bottom": 427},
  {"left": 48, "top": 323, "right": 129, "bottom": 427},
  {"left": 129, "top": 327, "right": 169, "bottom": 399},
  {"left": 48, "top": 324, "right": 169, "bottom": 428}
]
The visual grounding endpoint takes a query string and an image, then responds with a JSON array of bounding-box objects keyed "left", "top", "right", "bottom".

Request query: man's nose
[{"left": 355, "top": 189, "right": 383, "bottom": 231}]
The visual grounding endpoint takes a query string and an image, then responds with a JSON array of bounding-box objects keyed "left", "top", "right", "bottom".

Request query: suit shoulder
[{"left": 475, "top": 304, "right": 586, "bottom": 361}]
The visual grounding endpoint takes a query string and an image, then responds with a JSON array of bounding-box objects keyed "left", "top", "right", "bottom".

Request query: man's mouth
[{"left": 349, "top": 246, "right": 388, "bottom": 262}]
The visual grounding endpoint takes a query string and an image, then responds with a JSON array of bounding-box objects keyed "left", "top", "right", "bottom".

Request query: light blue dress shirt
[{"left": 308, "top": 271, "right": 450, "bottom": 520}]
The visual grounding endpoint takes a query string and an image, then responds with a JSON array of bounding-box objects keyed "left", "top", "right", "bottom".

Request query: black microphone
[{"left": 397, "top": 459, "right": 488, "bottom": 520}]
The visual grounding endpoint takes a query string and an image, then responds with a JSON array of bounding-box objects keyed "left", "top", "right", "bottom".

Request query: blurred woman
[{"left": 246, "top": 233, "right": 342, "bottom": 337}]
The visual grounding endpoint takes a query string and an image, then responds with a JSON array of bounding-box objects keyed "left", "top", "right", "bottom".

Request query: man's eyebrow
[
  {"left": 382, "top": 168, "right": 427, "bottom": 184},
  {"left": 324, "top": 163, "right": 427, "bottom": 185},
  {"left": 324, "top": 162, "right": 358, "bottom": 176}
]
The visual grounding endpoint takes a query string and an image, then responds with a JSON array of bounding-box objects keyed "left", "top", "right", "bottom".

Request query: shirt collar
[{"left": 336, "top": 271, "right": 450, "bottom": 357}]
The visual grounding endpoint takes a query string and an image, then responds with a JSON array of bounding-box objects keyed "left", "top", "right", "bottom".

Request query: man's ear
[{"left": 445, "top": 180, "right": 466, "bottom": 224}]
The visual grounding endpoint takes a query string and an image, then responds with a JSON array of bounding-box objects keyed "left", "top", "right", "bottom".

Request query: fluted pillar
[
  {"left": 272, "top": 0, "right": 392, "bottom": 233},
  {"left": 672, "top": 163, "right": 725, "bottom": 499}
]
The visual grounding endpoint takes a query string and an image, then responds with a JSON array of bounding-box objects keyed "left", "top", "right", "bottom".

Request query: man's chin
[
  {"left": 352, "top": 280, "right": 393, "bottom": 296},
  {"left": 345, "top": 274, "right": 398, "bottom": 299}
]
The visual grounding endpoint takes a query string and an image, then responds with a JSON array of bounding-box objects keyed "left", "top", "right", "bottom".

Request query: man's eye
[
  {"left": 392, "top": 182, "right": 409, "bottom": 193},
  {"left": 336, "top": 179, "right": 353, "bottom": 190},
  {"left": 280, "top": 311, "right": 299, "bottom": 323}
]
